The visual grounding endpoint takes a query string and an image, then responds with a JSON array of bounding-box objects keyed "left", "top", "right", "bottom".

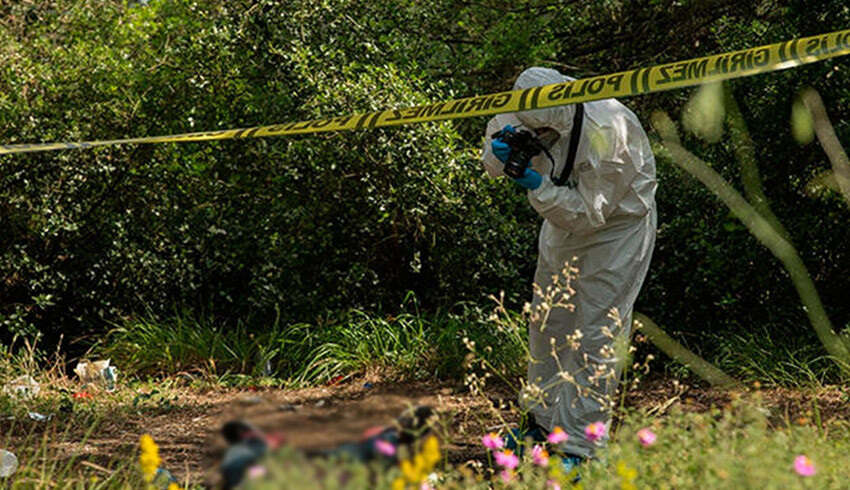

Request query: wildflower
[
  {"left": 422, "top": 436, "right": 440, "bottom": 467},
  {"left": 247, "top": 464, "right": 267, "bottom": 480},
  {"left": 547, "top": 426, "right": 569, "bottom": 444},
  {"left": 375, "top": 439, "right": 397, "bottom": 457},
  {"left": 73, "top": 391, "right": 93, "bottom": 400},
  {"left": 401, "top": 457, "right": 419, "bottom": 482},
  {"left": 616, "top": 461, "right": 638, "bottom": 490},
  {"left": 482, "top": 432, "right": 504, "bottom": 450},
  {"left": 793, "top": 455, "right": 816, "bottom": 476},
  {"left": 546, "top": 480, "right": 562, "bottom": 490},
  {"left": 392, "top": 477, "right": 405, "bottom": 490},
  {"left": 138, "top": 434, "right": 161, "bottom": 483},
  {"left": 398, "top": 436, "right": 441, "bottom": 486},
  {"left": 636, "top": 428, "right": 656, "bottom": 447},
  {"left": 585, "top": 422, "right": 606, "bottom": 442},
  {"left": 532, "top": 445, "right": 549, "bottom": 466},
  {"left": 500, "top": 469, "right": 514, "bottom": 483},
  {"left": 494, "top": 450, "right": 519, "bottom": 470},
  {"left": 422, "top": 472, "right": 439, "bottom": 489},
  {"left": 167, "top": 484, "right": 181, "bottom": 490}
]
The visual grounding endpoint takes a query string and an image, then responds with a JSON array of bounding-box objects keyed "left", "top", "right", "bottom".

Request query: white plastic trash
[
  {"left": 0, "top": 449, "right": 18, "bottom": 478},
  {"left": 74, "top": 360, "right": 109, "bottom": 382},
  {"left": 74, "top": 360, "right": 118, "bottom": 390},
  {"left": 2, "top": 375, "right": 40, "bottom": 400},
  {"left": 27, "top": 412, "right": 52, "bottom": 422}
]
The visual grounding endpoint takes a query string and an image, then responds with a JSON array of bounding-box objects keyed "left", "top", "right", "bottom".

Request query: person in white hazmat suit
[{"left": 481, "top": 67, "right": 656, "bottom": 463}]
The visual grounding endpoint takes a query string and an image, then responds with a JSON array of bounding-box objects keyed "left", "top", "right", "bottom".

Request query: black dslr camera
[{"left": 490, "top": 128, "right": 549, "bottom": 179}]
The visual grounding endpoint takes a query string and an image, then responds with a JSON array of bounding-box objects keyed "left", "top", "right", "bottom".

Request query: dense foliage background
[{"left": 1, "top": 0, "right": 848, "bottom": 376}]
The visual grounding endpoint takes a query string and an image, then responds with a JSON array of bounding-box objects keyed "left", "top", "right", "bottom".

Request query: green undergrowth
[
  {"left": 709, "top": 325, "right": 849, "bottom": 386},
  {"left": 98, "top": 302, "right": 527, "bottom": 386},
  {"left": 97, "top": 305, "right": 850, "bottom": 388},
  {"left": 0, "top": 419, "right": 143, "bottom": 489}
]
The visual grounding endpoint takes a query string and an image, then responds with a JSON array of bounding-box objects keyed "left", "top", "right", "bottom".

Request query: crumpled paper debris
[
  {"left": 2, "top": 375, "right": 40, "bottom": 400},
  {"left": 74, "top": 360, "right": 118, "bottom": 391},
  {"left": 0, "top": 449, "right": 17, "bottom": 478}
]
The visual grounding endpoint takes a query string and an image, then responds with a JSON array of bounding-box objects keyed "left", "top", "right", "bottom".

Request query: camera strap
[{"left": 552, "top": 103, "right": 584, "bottom": 187}]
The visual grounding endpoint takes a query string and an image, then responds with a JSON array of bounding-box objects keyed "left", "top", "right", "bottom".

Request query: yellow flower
[
  {"left": 422, "top": 436, "right": 440, "bottom": 468},
  {"left": 400, "top": 458, "right": 418, "bottom": 482},
  {"left": 397, "top": 436, "right": 441, "bottom": 486},
  {"left": 167, "top": 484, "right": 182, "bottom": 490},
  {"left": 139, "top": 434, "right": 162, "bottom": 483},
  {"left": 392, "top": 477, "right": 406, "bottom": 490},
  {"left": 616, "top": 461, "right": 638, "bottom": 490}
]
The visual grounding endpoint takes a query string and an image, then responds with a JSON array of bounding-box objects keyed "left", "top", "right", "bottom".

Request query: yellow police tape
[{"left": 2, "top": 29, "right": 850, "bottom": 156}]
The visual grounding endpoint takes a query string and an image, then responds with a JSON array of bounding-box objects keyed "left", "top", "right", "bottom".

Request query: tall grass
[
  {"left": 100, "top": 303, "right": 840, "bottom": 388},
  {"left": 0, "top": 418, "right": 146, "bottom": 489},
  {"left": 710, "top": 325, "right": 840, "bottom": 386},
  {"left": 100, "top": 302, "right": 527, "bottom": 386},
  {"left": 100, "top": 309, "right": 279, "bottom": 379}
]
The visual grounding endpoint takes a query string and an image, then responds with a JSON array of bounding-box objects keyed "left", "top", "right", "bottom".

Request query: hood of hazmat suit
[{"left": 481, "top": 67, "right": 657, "bottom": 457}]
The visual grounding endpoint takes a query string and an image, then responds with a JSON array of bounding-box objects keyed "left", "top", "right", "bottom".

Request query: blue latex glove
[
  {"left": 513, "top": 167, "right": 542, "bottom": 190},
  {"left": 491, "top": 124, "right": 515, "bottom": 163}
]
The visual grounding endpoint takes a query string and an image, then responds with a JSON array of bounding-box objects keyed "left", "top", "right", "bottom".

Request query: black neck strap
[{"left": 552, "top": 103, "right": 584, "bottom": 186}]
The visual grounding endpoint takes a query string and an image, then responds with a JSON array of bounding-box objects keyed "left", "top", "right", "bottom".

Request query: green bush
[{"left": 0, "top": 0, "right": 537, "bottom": 342}]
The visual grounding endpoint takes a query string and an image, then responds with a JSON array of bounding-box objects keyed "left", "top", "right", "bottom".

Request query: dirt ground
[{"left": 7, "top": 375, "right": 850, "bottom": 487}]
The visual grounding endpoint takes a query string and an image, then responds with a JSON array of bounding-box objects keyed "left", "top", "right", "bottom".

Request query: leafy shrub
[{"left": 0, "top": 0, "right": 537, "bottom": 343}]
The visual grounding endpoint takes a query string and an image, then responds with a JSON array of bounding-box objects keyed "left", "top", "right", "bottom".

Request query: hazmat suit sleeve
[
  {"left": 481, "top": 116, "right": 505, "bottom": 178},
  {"left": 526, "top": 122, "right": 640, "bottom": 234}
]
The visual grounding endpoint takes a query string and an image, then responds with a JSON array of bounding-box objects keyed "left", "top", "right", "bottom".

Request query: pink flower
[
  {"left": 482, "top": 432, "right": 504, "bottom": 450},
  {"left": 546, "top": 480, "right": 562, "bottom": 490},
  {"left": 500, "top": 469, "right": 514, "bottom": 483},
  {"left": 247, "top": 465, "right": 267, "bottom": 480},
  {"left": 532, "top": 444, "right": 549, "bottom": 466},
  {"left": 547, "top": 426, "right": 569, "bottom": 444},
  {"left": 374, "top": 439, "right": 396, "bottom": 457},
  {"left": 794, "top": 455, "right": 816, "bottom": 476},
  {"left": 494, "top": 450, "right": 519, "bottom": 470},
  {"left": 584, "top": 422, "right": 606, "bottom": 442},
  {"left": 637, "top": 428, "right": 656, "bottom": 447}
]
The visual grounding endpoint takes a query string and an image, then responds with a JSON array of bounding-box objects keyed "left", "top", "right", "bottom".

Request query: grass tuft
[{"left": 99, "top": 303, "right": 526, "bottom": 386}]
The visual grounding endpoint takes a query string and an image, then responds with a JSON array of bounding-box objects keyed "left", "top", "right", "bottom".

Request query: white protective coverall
[{"left": 481, "top": 67, "right": 657, "bottom": 457}]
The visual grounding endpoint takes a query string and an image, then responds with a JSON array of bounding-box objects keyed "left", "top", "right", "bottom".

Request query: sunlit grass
[{"left": 99, "top": 303, "right": 527, "bottom": 386}]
